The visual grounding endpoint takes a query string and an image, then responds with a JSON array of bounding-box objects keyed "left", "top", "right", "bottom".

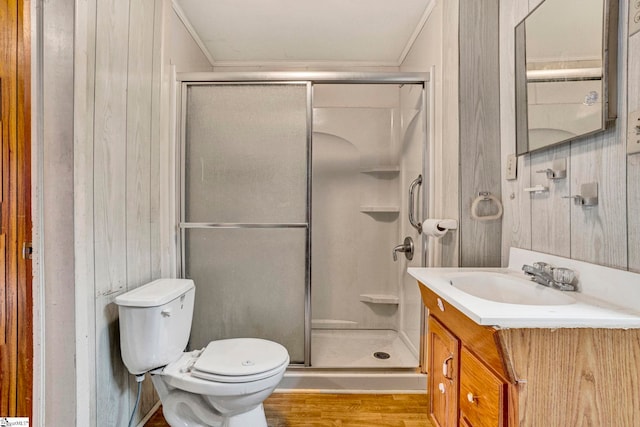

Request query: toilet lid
[{"left": 192, "top": 338, "right": 289, "bottom": 378}]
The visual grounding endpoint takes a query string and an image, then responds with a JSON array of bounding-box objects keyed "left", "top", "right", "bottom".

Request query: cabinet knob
[
  {"left": 438, "top": 383, "right": 446, "bottom": 394},
  {"left": 467, "top": 392, "right": 476, "bottom": 403}
]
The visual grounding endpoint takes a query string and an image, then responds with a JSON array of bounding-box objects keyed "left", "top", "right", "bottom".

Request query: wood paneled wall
[
  {"left": 459, "top": 0, "right": 503, "bottom": 267},
  {"left": 628, "top": 16, "right": 640, "bottom": 272},
  {"left": 500, "top": 0, "right": 639, "bottom": 271},
  {"left": 72, "top": 1, "right": 212, "bottom": 425},
  {"left": 75, "top": 0, "right": 164, "bottom": 424}
]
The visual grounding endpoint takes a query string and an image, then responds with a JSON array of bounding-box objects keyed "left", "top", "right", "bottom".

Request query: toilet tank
[{"left": 115, "top": 279, "right": 195, "bottom": 375}]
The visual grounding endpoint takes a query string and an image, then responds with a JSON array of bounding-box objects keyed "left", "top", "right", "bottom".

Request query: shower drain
[{"left": 373, "top": 351, "right": 391, "bottom": 360}]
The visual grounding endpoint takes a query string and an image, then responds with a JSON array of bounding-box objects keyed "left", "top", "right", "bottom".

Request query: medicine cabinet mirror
[{"left": 515, "top": 0, "right": 618, "bottom": 155}]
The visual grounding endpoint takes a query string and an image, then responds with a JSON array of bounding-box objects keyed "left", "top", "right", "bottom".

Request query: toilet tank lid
[{"left": 115, "top": 279, "right": 195, "bottom": 307}]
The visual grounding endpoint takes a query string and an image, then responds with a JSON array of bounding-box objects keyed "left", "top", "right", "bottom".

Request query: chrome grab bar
[{"left": 408, "top": 174, "right": 422, "bottom": 234}]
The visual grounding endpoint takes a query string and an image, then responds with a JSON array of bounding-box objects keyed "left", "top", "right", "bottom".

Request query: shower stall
[{"left": 177, "top": 72, "right": 429, "bottom": 384}]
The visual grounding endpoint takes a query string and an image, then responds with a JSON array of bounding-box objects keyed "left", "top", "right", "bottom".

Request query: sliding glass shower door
[{"left": 180, "top": 83, "right": 310, "bottom": 364}]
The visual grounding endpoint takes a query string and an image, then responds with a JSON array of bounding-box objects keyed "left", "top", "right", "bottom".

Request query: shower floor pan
[
  {"left": 312, "top": 329, "right": 418, "bottom": 368},
  {"left": 278, "top": 329, "right": 426, "bottom": 393}
]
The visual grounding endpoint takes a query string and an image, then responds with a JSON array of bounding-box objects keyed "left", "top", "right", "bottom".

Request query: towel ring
[{"left": 470, "top": 192, "right": 503, "bottom": 221}]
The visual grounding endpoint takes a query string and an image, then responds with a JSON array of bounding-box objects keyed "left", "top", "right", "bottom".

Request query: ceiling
[{"left": 173, "top": 0, "right": 436, "bottom": 67}]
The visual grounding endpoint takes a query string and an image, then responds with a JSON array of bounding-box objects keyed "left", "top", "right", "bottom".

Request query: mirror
[{"left": 515, "top": 0, "right": 618, "bottom": 155}]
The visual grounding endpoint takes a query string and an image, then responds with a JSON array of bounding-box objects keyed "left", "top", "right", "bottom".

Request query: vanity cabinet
[
  {"left": 420, "top": 284, "right": 514, "bottom": 427},
  {"left": 411, "top": 251, "right": 640, "bottom": 426},
  {"left": 428, "top": 316, "right": 459, "bottom": 427},
  {"left": 417, "top": 277, "right": 640, "bottom": 426}
]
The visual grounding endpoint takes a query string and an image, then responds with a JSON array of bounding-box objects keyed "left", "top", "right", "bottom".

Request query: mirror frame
[{"left": 515, "top": 0, "right": 619, "bottom": 156}]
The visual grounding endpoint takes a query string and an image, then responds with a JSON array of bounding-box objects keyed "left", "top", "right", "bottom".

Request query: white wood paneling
[
  {"left": 629, "top": 151, "right": 640, "bottom": 272},
  {"left": 93, "top": 0, "right": 130, "bottom": 295},
  {"left": 93, "top": 0, "right": 132, "bottom": 421},
  {"left": 70, "top": 1, "right": 217, "bottom": 425},
  {"left": 126, "top": 0, "right": 154, "bottom": 295},
  {"left": 529, "top": 146, "right": 571, "bottom": 257},
  {"left": 126, "top": 0, "right": 159, "bottom": 422},
  {"left": 629, "top": 30, "right": 640, "bottom": 272},
  {"left": 152, "top": 1, "right": 166, "bottom": 279},
  {"left": 499, "top": 0, "right": 532, "bottom": 266},
  {"left": 570, "top": 130, "right": 627, "bottom": 268},
  {"left": 440, "top": 0, "right": 460, "bottom": 267},
  {"left": 459, "top": 0, "right": 502, "bottom": 267},
  {"left": 568, "top": 0, "right": 628, "bottom": 269}
]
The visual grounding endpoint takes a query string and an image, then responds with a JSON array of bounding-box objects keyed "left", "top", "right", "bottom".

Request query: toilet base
[
  {"left": 152, "top": 372, "right": 274, "bottom": 427},
  {"left": 222, "top": 404, "right": 267, "bottom": 427}
]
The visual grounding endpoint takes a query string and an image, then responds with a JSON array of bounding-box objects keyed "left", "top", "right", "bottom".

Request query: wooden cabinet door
[
  {"left": 459, "top": 347, "right": 507, "bottom": 427},
  {"left": 428, "top": 316, "right": 459, "bottom": 427}
]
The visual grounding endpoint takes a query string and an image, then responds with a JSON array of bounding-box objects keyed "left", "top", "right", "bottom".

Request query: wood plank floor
[{"left": 145, "top": 393, "right": 434, "bottom": 427}]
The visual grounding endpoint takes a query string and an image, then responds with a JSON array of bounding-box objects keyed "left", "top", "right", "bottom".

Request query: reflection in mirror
[{"left": 515, "top": 0, "right": 618, "bottom": 155}]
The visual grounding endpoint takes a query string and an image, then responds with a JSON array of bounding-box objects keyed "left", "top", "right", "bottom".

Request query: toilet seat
[
  {"left": 192, "top": 358, "right": 289, "bottom": 383},
  {"left": 191, "top": 338, "right": 289, "bottom": 383},
  {"left": 156, "top": 338, "right": 290, "bottom": 396}
]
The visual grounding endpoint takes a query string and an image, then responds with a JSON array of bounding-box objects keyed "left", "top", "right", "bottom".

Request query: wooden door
[
  {"left": 0, "top": 0, "right": 32, "bottom": 418},
  {"left": 428, "top": 316, "right": 459, "bottom": 427}
]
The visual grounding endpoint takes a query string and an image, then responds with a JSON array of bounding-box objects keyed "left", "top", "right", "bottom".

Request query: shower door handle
[{"left": 408, "top": 174, "right": 422, "bottom": 234}]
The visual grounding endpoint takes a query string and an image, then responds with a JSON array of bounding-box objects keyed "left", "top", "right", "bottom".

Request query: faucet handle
[
  {"left": 553, "top": 267, "right": 575, "bottom": 284},
  {"left": 532, "top": 261, "right": 553, "bottom": 276},
  {"left": 392, "top": 237, "right": 414, "bottom": 262}
]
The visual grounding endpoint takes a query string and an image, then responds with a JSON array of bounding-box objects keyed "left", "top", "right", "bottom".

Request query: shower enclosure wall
[{"left": 177, "top": 73, "right": 429, "bottom": 374}]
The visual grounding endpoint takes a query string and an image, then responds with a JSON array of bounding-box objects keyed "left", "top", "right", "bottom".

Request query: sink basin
[{"left": 448, "top": 272, "right": 576, "bottom": 305}]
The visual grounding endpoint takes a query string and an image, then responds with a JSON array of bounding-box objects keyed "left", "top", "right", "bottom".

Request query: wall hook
[
  {"left": 535, "top": 159, "right": 567, "bottom": 180},
  {"left": 562, "top": 182, "right": 598, "bottom": 206}
]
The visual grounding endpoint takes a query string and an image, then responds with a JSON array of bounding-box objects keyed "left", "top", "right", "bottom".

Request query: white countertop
[{"left": 408, "top": 248, "right": 640, "bottom": 329}]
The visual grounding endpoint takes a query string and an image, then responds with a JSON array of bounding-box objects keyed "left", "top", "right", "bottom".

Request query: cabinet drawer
[
  {"left": 459, "top": 347, "right": 506, "bottom": 427},
  {"left": 417, "top": 282, "right": 507, "bottom": 378}
]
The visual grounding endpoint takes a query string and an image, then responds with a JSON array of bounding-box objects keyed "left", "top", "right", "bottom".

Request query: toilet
[{"left": 115, "top": 278, "right": 289, "bottom": 427}]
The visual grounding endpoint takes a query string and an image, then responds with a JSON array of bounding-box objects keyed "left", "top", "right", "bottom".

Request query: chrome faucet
[
  {"left": 393, "top": 237, "right": 414, "bottom": 261},
  {"left": 522, "top": 262, "right": 576, "bottom": 291}
]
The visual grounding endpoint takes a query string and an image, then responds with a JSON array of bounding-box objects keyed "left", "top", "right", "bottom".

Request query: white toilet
[{"left": 115, "top": 278, "right": 289, "bottom": 427}]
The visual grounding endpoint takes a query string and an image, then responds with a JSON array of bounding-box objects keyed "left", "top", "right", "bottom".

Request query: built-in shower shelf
[
  {"left": 312, "top": 319, "right": 358, "bottom": 329},
  {"left": 359, "top": 206, "right": 400, "bottom": 213},
  {"left": 359, "top": 294, "right": 400, "bottom": 304},
  {"left": 360, "top": 166, "right": 400, "bottom": 174}
]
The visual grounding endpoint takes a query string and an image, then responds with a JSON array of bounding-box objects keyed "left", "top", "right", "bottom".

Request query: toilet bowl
[
  {"left": 115, "top": 279, "right": 289, "bottom": 427},
  {"left": 152, "top": 339, "right": 289, "bottom": 427}
]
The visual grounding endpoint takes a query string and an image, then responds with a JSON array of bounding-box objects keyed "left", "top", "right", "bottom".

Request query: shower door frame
[{"left": 176, "top": 72, "right": 430, "bottom": 367}]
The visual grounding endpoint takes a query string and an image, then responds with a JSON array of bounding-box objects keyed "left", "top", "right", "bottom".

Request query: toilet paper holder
[
  {"left": 422, "top": 218, "right": 458, "bottom": 238},
  {"left": 432, "top": 219, "right": 458, "bottom": 231}
]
